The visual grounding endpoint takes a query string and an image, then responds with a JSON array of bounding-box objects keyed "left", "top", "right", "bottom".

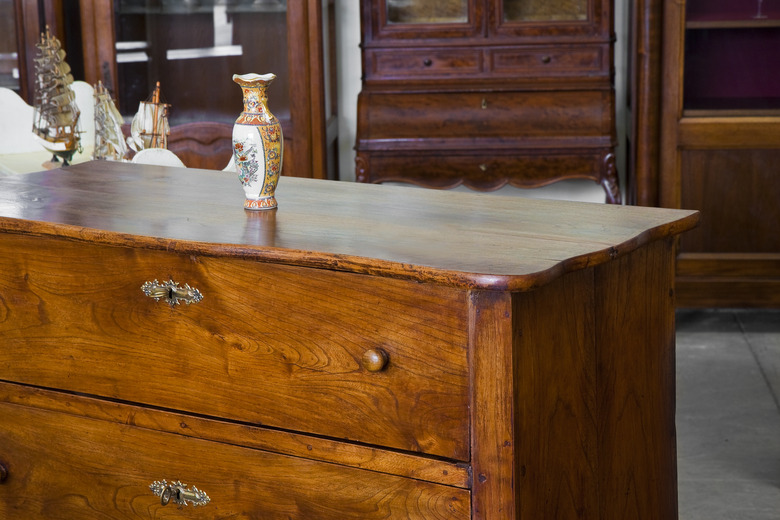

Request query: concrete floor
[{"left": 676, "top": 309, "right": 780, "bottom": 520}]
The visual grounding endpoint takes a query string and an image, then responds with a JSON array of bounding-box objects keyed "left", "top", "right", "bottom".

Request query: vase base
[{"left": 244, "top": 196, "right": 277, "bottom": 211}]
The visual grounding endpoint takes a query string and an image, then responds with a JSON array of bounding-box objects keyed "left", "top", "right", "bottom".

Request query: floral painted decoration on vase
[{"left": 232, "top": 73, "right": 283, "bottom": 210}]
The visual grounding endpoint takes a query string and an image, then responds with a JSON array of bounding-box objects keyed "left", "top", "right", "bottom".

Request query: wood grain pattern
[
  {"left": 0, "top": 162, "right": 699, "bottom": 519},
  {"left": 0, "top": 233, "right": 470, "bottom": 460},
  {"left": 0, "top": 397, "right": 471, "bottom": 520},
  {"left": 469, "top": 291, "right": 516, "bottom": 519},
  {"left": 513, "top": 268, "right": 599, "bottom": 518},
  {"left": 0, "top": 382, "right": 469, "bottom": 488},
  {"left": 594, "top": 238, "right": 678, "bottom": 519},
  {"left": 0, "top": 161, "right": 698, "bottom": 291}
]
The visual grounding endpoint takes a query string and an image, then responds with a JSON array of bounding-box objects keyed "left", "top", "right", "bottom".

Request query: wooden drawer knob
[
  {"left": 362, "top": 349, "right": 389, "bottom": 372},
  {"left": 0, "top": 462, "right": 7, "bottom": 483}
]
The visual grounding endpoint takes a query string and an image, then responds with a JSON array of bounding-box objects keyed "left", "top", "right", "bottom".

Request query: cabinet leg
[
  {"left": 601, "top": 153, "right": 622, "bottom": 204},
  {"left": 355, "top": 153, "right": 369, "bottom": 183}
]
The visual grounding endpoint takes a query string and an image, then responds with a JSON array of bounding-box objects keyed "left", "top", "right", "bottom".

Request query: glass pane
[
  {"left": 114, "top": 0, "right": 289, "bottom": 126},
  {"left": 503, "top": 0, "right": 587, "bottom": 22},
  {"left": 687, "top": 0, "right": 780, "bottom": 22},
  {"left": 386, "top": 0, "right": 468, "bottom": 24},
  {"left": 0, "top": 0, "right": 20, "bottom": 91},
  {"left": 684, "top": 27, "right": 780, "bottom": 111}
]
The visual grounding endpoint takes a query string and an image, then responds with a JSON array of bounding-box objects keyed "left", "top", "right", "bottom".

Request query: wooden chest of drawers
[{"left": 0, "top": 161, "right": 698, "bottom": 519}]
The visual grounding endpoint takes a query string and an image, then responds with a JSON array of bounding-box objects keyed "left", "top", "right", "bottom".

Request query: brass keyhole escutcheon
[
  {"left": 481, "top": 98, "right": 488, "bottom": 109},
  {"left": 362, "top": 349, "right": 389, "bottom": 372},
  {"left": 150, "top": 480, "right": 210, "bottom": 507},
  {"left": 141, "top": 279, "right": 203, "bottom": 306}
]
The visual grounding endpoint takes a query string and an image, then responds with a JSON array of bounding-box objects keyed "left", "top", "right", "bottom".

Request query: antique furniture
[
  {"left": 0, "top": 160, "right": 697, "bottom": 519},
  {"left": 355, "top": 0, "right": 621, "bottom": 203},
  {"left": 628, "top": 0, "right": 780, "bottom": 306},
  {"left": 0, "top": 0, "right": 20, "bottom": 91},
  {"left": 10, "top": 0, "right": 337, "bottom": 177}
]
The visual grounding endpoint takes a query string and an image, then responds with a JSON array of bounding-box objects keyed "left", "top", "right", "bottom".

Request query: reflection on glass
[
  {"left": 386, "top": 0, "right": 468, "bottom": 24},
  {"left": 0, "top": 0, "right": 20, "bottom": 90},
  {"left": 503, "top": 0, "right": 587, "bottom": 22},
  {"left": 114, "top": 0, "right": 289, "bottom": 125},
  {"left": 755, "top": 0, "right": 767, "bottom": 19}
]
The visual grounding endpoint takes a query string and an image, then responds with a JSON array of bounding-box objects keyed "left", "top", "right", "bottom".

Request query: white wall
[{"left": 335, "top": 3, "right": 628, "bottom": 203}]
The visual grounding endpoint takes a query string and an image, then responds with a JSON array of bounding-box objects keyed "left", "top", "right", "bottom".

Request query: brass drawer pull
[
  {"left": 362, "top": 348, "right": 389, "bottom": 372},
  {"left": 141, "top": 279, "right": 203, "bottom": 306},
  {"left": 150, "top": 479, "right": 210, "bottom": 507}
]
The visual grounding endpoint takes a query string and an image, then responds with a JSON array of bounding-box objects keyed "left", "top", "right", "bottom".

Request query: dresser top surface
[{"left": 0, "top": 161, "right": 698, "bottom": 290}]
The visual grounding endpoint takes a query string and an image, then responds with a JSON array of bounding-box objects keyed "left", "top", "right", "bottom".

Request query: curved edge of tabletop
[{"left": 0, "top": 209, "right": 700, "bottom": 292}]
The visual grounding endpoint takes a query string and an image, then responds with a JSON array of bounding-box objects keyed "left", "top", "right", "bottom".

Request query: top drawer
[
  {"left": 0, "top": 234, "right": 470, "bottom": 460},
  {"left": 489, "top": 46, "right": 607, "bottom": 77},
  {"left": 363, "top": 45, "right": 607, "bottom": 81},
  {"left": 366, "top": 48, "right": 483, "bottom": 80}
]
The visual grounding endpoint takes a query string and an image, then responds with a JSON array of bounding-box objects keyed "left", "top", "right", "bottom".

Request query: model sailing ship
[
  {"left": 127, "top": 81, "right": 170, "bottom": 153},
  {"left": 31, "top": 27, "right": 81, "bottom": 165},
  {"left": 93, "top": 81, "right": 127, "bottom": 161}
]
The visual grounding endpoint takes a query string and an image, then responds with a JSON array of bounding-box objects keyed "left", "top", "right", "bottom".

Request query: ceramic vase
[{"left": 232, "top": 73, "right": 283, "bottom": 210}]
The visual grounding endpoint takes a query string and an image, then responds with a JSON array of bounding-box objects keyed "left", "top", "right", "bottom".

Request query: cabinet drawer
[
  {"left": 366, "top": 48, "right": 483, "bottom": 79},
  {"left": 0, "top": 234, "right": 470, "bottom": 460},
  {"left": 359, "top": 90, "right": 612, "bottom": 140},
  {"left": 0, "top": 398, "right": 471, "bottom": 519},
  {"left": 489, "top": 46, "right": 607, "bottom": 76},
  {"left": 360, "top": 151, "right": 607, "bottom": 190}
]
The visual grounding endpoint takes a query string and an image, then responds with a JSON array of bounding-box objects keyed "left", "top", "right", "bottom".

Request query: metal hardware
[
  {"left": 479, "top": 164, "right": 488, "bottom": 172},
  {"left": 362, "top": 348, "right": 389, "bottom": 372},
  {"left": 150, "top": 479, "right": 210, "bottom": 508},
  {"left": 423, "top": 58, "right": 433, "bottom": 67},
  {"left": 141, "top": 279, "right": 203, "bottom": 306},
  {"left": 481, "top": 98, "right": 488, "bottom": 109},
  {"left": 541, "top": 55, "right": 552, "bottom": 64}
]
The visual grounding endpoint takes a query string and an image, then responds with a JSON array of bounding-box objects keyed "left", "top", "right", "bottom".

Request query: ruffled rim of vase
[{"left": 233, "top": 73, "right": 277, "bottom": 87}]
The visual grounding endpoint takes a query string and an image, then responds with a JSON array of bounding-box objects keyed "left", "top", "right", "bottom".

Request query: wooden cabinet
[
  {"left": 0, "top": 0, "right": 21, "bottom": 91},
  {"left": 0, "top": 160, "right": 697, "bottom": 519},
  {"left": 10, "top": 0, "right": 338, "bottom": 177},
  {"left": 355, "top": 0, "right": 621, "bottom": 203},
  {"left": 628, "top": 0, "right": 780, "bottom": 307}
]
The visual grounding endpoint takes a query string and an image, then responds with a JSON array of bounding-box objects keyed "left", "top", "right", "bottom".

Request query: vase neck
[{"left": 241, "top": 86, "right": 269, "bottom": 114}]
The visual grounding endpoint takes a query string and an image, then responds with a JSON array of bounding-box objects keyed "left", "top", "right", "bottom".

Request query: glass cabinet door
[
  {"left": 113, "top": 0, "right": 289, "bottom": 126},
  {"left": 373, "top": 0, "right": 480, "bottom": 39},
  {"left": 386, "top": 0, "right": 468, "bottom": 24},
  {"left": 502, "top": 0, "right": 587, "bottom": 22},
  {"left": 683, "top": 0, "right": 780, "bottom": 113},
  {"left": 0, "top": 0, "right": 20, "bottom": 91},
  {"left": 492, "top": 0, "right": 605, "bottom": 38}
]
